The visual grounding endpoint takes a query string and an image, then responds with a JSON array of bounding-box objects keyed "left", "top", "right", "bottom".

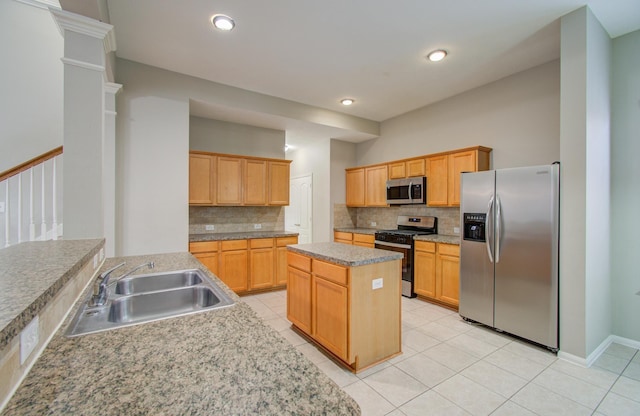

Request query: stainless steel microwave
[{"left": 386, "top": 176, "right": 427, "bottom": 205}]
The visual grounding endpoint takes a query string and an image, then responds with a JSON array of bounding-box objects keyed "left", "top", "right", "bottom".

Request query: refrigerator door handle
[
  {"left": 495, "top": 195, "right": 502, "bottom": 263},
  {"left": 486, "top": 196, "right": 494, "bottom": 263}
]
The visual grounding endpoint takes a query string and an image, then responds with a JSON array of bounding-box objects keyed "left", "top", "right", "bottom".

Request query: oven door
[{"left": 374, "top": 240, "right": 415, "bottom": 298}]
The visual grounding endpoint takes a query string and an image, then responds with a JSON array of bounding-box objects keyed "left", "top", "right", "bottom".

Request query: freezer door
[
  {"left": 459, "top": 170, "right": 496, "bottom": 327},
  {"left": 494, "top": 164, "right": 559, "bottom": 349}
]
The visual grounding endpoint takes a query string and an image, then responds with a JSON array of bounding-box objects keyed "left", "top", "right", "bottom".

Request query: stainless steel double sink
[{"left": 65, "top": 269, "right": 234, "bottom": 337}]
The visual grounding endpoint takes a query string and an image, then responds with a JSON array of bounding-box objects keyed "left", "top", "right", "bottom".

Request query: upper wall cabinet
[
  {"left": 388, "top": 159, "right": 426, "bottom": 180},
  {"left": 345, "top": 164, "right": 388, "bottom": 207},
  {"left": 189, "top": 151, "right": 291, "bottom": 206}
]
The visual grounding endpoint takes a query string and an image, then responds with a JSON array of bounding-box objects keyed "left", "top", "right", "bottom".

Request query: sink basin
[
  {"left": 114, "top": 270, "right": 203, "bottom": 295},
  {"left": 65, "top": 268, "right": 234, "bottom": 337}
]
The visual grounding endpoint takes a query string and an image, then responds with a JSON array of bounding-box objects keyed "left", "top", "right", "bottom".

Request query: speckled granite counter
[
  {"left": 333, "top": 227, "right": 378, "bottom": 235},
  {"left": 0, "top": 239, "right": 104, "bottom": 352},
  {"left": 190, "top": 231, "right": 298, "bottom": 242},
  {"left": 414, "top": 234, "right": 461, "bottom": 245},
  {"left": 288, "top": 242, "right": 403, "bottom": 267},
  {"left": 2, "top": 252, "right": 359, "bottom": 415}
]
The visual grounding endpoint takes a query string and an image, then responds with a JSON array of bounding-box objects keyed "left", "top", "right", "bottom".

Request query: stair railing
[{"left": 0, "top": 147, "right": 63, "bottom": 248}]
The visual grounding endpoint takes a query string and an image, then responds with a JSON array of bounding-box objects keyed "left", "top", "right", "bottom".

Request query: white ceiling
[{"left": 63, "top": 0, "right": 640, "bottom": 144}]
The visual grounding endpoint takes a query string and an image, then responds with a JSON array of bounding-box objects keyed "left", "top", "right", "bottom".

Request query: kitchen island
[
  {"left": 2, "top": 251, "right": 359, "bottom": 415},
  {"left": 286, "top": 242, "right": 403, "bottom": 373}
]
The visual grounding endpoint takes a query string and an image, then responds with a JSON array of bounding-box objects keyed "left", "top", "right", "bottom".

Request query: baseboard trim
[{"left": 558, "top": 334, "right": 640, "bottom": 368}]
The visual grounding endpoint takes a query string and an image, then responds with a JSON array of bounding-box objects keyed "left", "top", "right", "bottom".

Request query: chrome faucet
[{"left": 90, "top": 261, "right": 155, "bottom": 307}]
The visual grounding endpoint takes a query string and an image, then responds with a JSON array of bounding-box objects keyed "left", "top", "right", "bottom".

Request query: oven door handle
[{"left": 375, "top": 241, "right": 412, "bottom": 250}]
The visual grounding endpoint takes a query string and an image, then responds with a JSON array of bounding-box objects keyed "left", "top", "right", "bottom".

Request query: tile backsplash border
[{"left": 189, "top": 206, "right": 285, "bottom": 234}]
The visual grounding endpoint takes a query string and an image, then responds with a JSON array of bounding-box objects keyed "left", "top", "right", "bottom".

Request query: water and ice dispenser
[{"left": 463, "top": 213, "right": 486, "bottom": 242}]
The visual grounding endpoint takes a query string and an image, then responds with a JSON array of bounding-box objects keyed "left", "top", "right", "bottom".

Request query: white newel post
[{"left": 50, "top": 9, "right": 115, "bottom": 241}]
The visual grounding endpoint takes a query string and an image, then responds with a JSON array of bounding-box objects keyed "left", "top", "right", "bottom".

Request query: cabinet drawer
[
  {"left": 313, "top": 259, "right": 348, "bottom": 286},
  {"left": 221, "top": 239, "right": 248, "bottom": 251},
  {"left": 334, "top": 231, "right": 353, "bottom": 242},
  {"left": 415, "top": 241, "right": 435, "bottom": 253},
  {"left": 438, "top": 243, "right": 459, "bottom": 257},
  {"left": 353, "top": 233, "right": 374, "bottom": 244},
  {"left": 250, "top": 238, "right": 274, "bottom": 249},
  {"left": 189, "top": 241, "right": 219, "bottom": 253},
  {"left": 276, "top": 236, "right": 298, "bottom": 247},
  {"left": 288, "top": 252, "right": 311, "bottom": 273}
]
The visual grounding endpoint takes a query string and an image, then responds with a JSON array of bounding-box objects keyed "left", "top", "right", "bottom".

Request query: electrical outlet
[
  {"left": 371, "top": 221, "right": 377, "bottom": 227},
  {"left": 453, "top": 227, "right": 460, "bottom": 234},
  {"left": 372, "top": 278, "right": 383, "bottom": 290},
  {"left": 0, "top": 201, "right": 4, "bottom": 213},
  {"left": 254, "top": 224, "right": 262, "bottom": 230},
  {"left": 20, "top": 316, "right": 39, "bottom": 365},
  {"left": 205, "top": 224, "right": 215, "bottom": 231},
  {"left": 99, "top": 248, "right": 104, "bottom": 261},
  {"left": 93, "top": 254, "right": 98, "bottom": 269}
]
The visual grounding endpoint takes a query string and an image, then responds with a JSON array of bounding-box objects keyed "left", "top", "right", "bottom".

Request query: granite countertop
[
  {"left": 2, "top": 252, "right": 359, "bottom": 415},
  {"left": 333, "top": 227, "right": 378, "bottom": 235},
  {"left": 0, "top": 239, "right": 104, "bottom": 352},
  {"left": 190, "top": 231, "right": 299, "bottom": 242},
  {"left": 414, "top": 234, "right": 461, "bottom": 245},
  {"left": 288, "top": 242, "right": 403, "bottom": 267}
]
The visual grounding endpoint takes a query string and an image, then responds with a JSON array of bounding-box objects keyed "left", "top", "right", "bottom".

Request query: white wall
[
  {"left": 559, "top": 6, "right": 612, "bottom": 361},
  {"left": 611, "top": 29, "right": 640, "bottom": 343},
  {"left": 289, "top": 139, "right": 331, "bottom": 242},
  {"left": 356, "top": 60, "right": 560, "bottom": 169},
  {"left": 190, "top": 116, "right": 285, "bottom": 159},
  {"left": 330, "top": 139, "right": 357, "bottom": 228},
  {"left": 0, "top": 1, "right": 63, "bottom": 172}
]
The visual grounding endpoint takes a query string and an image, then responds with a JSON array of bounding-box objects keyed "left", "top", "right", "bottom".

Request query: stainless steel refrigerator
[{"left": 459, "top": 164, "right": 559, "bottom": 350}]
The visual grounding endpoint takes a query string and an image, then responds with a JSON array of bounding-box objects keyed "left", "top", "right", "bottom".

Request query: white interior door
[{"left": 285, "top": 174, "right": 312, "bottom": 244}]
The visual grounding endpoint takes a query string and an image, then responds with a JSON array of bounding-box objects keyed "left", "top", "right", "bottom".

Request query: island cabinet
[
  {"left": 189, "top": 235, "right": 298, "bottom": 294},
  {"left": 189, "top": 151, "right": 291, "bottom": 206},
  {"left": 286, "top": 248, "right": 401, "bottom": 372},
  {"left": 414, "top": 241, "right": 460, "bottom": 308}
]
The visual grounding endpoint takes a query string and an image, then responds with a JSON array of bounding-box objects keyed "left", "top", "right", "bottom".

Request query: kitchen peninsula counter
[
  {"left": 190, "top": 230, "right": 298, "bottom": 242},
  {"left": 2, "top": 252, "right": 359, "bottom": 415}
]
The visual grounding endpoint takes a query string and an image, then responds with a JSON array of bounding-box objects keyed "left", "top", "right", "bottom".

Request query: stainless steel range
[{"left": 374, "top": 216, "right": 437, "bottom": 298}]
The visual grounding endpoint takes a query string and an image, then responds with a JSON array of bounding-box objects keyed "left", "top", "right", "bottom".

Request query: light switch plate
[
  {"left": 0, "top": 201, "right": 5, "bottom": 213},
  {"left": 371, "top": 221, "right": 377, "bottom": 227},
  {"left": 372, "top": 278, "right": 383, "bottom": 290},
  {"left": 453, "top": 227, "right": 460, "bottom": 234},
  {"left": 20, "top": 316, "right": 39, "bottom": 365}
]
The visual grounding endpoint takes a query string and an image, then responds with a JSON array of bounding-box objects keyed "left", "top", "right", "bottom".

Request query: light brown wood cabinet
[
  {"left": 427, "top": 148, "right": 491, "bottom": 207},
  {"left": 287, "top": 250, "right": 401, "bottom": 372},
  {"left": 189, "top": 235, "right": 298, "bottom": 294},
  {"left": 388, "top": 159, "right": 426, "bottom": 179},
  {"left": 189, "top": 151, "right": 291, "bottom": 206},
  {"left": 365, "top": 165, "right": 388, "bottom": 206},
  {"left": 189, "top": 154, "right": 215, "bottom": 205},
  {"left": 414, "top": 241, "right": 460, "bottom": 308},
  {"left": 333, "top": 231, "right": 375, "bottom": 248},
  {"left": 345, "top": 168, "right": 365, "bottom": 207}
]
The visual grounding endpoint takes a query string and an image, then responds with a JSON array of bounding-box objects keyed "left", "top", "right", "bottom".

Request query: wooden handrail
[{"left": 0, "top": 146, "right": 63, "bottom": 182}]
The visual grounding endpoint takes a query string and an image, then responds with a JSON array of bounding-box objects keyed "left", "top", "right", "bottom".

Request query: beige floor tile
[
  {"left": 634, "top": 352, "right": 640, "bottom": 363},
  {"left": 395, "top": 353, "right": 456, "bottom": 387},
  {"left": 594, "top": 352, "right": 631, "bottom": 374},
  {"left": 363, "top": 366, "right": 428, "bottom": 407},
  {"left": 484, "top": 348, "right": 547, "bottom": 381},
  {"left": 278, "top": 327, "right": 307, "bottom": 346},
  {"left": 403, "top": 329, "right": 440, "bottom": 352},
  {"left": 596, "top": 392, "right": 640, "bottom": 416},
  {"left": 445, "top": 333, "right": 500, "bottom": 358},
  {"left": 433, "top": 374, "right": 506, "bottom": 415},
  {"left": 422, "top": 342, "right": 479, "bottom": 372},
  {"left": 403, "top": 311, "right": 434, "bottom": 328},
  {"left": 550, "top": 358, "right": 618, "bottom": 389},
  {"left": 260, "top": 296, "right": 286, "bottom": 308},
  {"left": 465, "top": 326, "right": 512, "bottom": 348},
  {"left": 388, "top": 345, "right": 419, "bottom": 365},
  {"left": 532, "top": 367, "right": 608, "bottom": 409},
  {"left": 502, "top": 340, "right": 557, "bottom": 366},
  {"left": 491, "top": 401, "right": 537, "bottom": 415},
  {"left": 295, "top": 342, "right": 329, "bottom": 364},
  {"left": 384, "top": 410, "right": 406, "bottom": 416},
  {"left": 611, "top": 376, "right": 640, "bottom": 403},
  {"left": 314, "top": 359, "right": 359, "bottom": 388},
  {"left": 409, "top": 305, "right": 451, "bottom": 322},
  {"left": 416, "top": 321, "right": 465, "bottom": 341},
  {"left": 460, "top": 360, "right": 528, "bottom": 398},
  {"left": 511, "top": 383, "right": 592, "bottom": 416},
  {"left": 356, "top": 360, "right": 393, "bottom": 379},
  {"left": 623, "top": 361, "right": 640, "bottom": 381},
  {"left": 402, "top": 297, "right": 426, "bottom": 312},
  {"left": 604, "top": 343, "right": 638, "bottom": 360},
  {"left": 263, "top": 316, "right": 290, "bottom": 332},
  {"left": 269, "top": 303, "right": 287, "bottom": 316},
  {"left": 343, "top": 380, "right": 396, "bottom": 416},
  {"left": 400, "top": 390, "right": 470, "bottom": 416},
  {"left": 436, "top": 314, "right": 475, "bottom": 333}
]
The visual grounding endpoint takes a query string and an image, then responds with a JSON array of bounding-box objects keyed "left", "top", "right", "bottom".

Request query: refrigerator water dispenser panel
[{"left": 463, "top": 213, "right": 486, "bottom": 242}]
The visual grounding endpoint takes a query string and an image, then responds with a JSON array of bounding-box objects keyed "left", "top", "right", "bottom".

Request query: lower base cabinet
[
  {"left": 414, "top": 241, "right": 460, "bottom": 308},
  {"left": 333, "top": 231, "right": 375, "bottom": 248},
  {"left": 189, "top": 236, "right": 298, "bottom": 294},
  {"left": 287, "top": 251, "right": 401, "bottom": 372}
]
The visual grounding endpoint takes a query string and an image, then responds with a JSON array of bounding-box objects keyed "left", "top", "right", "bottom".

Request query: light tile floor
[{"left": 243, "top": 290, "right": 640, "bottom": 416}]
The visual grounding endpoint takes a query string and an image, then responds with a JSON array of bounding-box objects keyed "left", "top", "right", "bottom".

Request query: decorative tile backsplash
[
  {"left": 189, "top": 206, "right": 285, "bottom": 234},
  {"left": 334, "top": 204, "right": 460, "bottom": 236}
]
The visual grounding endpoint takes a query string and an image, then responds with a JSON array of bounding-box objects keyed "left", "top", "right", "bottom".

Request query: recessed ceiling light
[
  {"left": 341, "top": 98, "right": 355, "bottom": 106},
  {"left": 211, "top": 14, "right": 235, "bottom": 31},
  {"left": 427, "top": 49, "right": 447, "bottom": 62}
]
